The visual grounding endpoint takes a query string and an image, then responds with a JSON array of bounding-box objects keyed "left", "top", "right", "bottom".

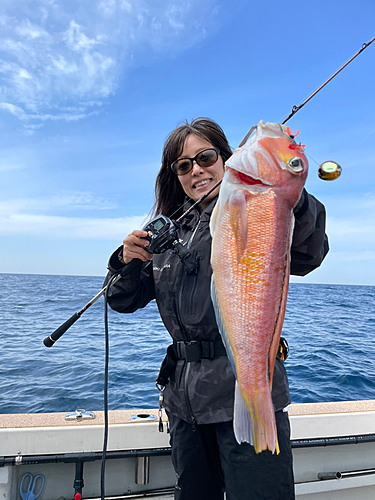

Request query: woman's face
[{"left": 176, "top": 134, "right": 225, "bottom": 212}]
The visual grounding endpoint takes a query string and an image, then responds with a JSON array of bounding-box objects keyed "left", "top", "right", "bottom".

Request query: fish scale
[
  {"left": 213, "top": 192, "right": 287, "bottom": 450},
  {"left": 210, "top": 120, "right": 308, "bottom": 453}
]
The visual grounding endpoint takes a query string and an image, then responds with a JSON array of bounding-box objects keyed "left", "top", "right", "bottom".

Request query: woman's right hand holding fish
[{"left": 122, "top": 230, "right": 152, "bottom": 264}]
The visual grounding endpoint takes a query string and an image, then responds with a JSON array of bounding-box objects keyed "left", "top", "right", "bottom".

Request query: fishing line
[
  {"left": 304, "top": 152, "right": 321, "bottom": 167},
  {"left": 357, "top": 125, "right": 375, "bottom": 146}
]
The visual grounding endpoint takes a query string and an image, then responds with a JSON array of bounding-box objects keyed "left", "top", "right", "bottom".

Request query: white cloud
[
  {"left": 165, "top": 4, "right": 186, "bottom": 31},
  {"left": 0, "top": 102, "right": 28, "bottom": 120},
  {"left": 19, "top": 68, "right": 32, "bottom": 79},
  {"left": 0, "top": 101, "right": 99, "bottom": 124},
  {"left": 327, "top": 217, "right": 375, "bottom": 242},
  {"left": 0, "top": 146, "right": 38, "bottom": 172},
  {"left": 0, "top": 191, "right": 117, "bottom": 213},
  {"left": 0, "top": 162, "right": 25, "bottom": 172},
  {"left": 293, "top": 192, "right": 375, "bottom": 285},
  {"left": 322, "top": 193, "right": 375, "bottom": 249},
  {"left": 328, "top": 251, "right": 375, "bottom": 263},
  {"left": 16, "top": 18, "right": 49, "bottom": 40},
  {"left": 0, "top": 0, "right": 220, "bottom": 127},
  {"left": 64, "top": 20, "right": 99, "bottom": 52},
  {"left": 0, "top": 190, "right": 149, "bottom": 239},
  {"left": 0, "top": 213, "right": 147, "bottom": 240},
  {"left": 52, "top": 55, "right": 78, "bottom": 74}
]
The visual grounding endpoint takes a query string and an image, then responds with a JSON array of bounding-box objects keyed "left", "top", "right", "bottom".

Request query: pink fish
[{"left": 210, "top": 120, "right": 308, "bottom": 453}]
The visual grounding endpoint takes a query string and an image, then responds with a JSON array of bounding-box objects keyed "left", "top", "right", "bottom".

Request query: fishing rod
[{"left": 282, "top": 36, "right": 375, "bottom": 125}]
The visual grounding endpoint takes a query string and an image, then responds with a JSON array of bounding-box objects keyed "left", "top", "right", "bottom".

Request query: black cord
[
  {"left": 101, "top": 273, "right": 118, "bottom": 500},
  {"left": 100, "top": 263, "right": 139, "bottom": 499}
]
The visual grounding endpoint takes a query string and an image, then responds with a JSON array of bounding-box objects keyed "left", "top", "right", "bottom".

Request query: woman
[{"left": 105, "top": 118, "right": 329, "bottom": 500}]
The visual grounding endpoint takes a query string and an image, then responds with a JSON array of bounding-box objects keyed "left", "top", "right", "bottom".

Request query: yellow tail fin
[{"left": 234, "top": 382, "right": 279, "bottom": 454}]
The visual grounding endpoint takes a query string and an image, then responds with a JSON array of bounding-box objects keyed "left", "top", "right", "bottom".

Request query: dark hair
[{"left": 152, "top": 117, "right": 233, "bottom": 217}]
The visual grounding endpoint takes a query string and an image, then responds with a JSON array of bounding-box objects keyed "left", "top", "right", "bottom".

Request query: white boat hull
[{"left": 1, "top": 400, "right": 374, "bottom": 499}]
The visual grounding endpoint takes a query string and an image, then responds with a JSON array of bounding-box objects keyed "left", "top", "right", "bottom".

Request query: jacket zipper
[
  {"left": 175, "top": 217, "right": 201, "bottom": 342},
  {"left": 175, "top": 263, "right": 189, "bottom": 342},
  {"left": 179, "top": 215, "right": 202, "bottom": 428},
  {"left": 178, "top": 215, "right": 202, "bottom": 320},
  {"left": 183, "top": 362, "right": 197, "bottom": 430}
]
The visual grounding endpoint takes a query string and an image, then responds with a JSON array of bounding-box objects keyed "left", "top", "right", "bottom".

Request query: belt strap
[
  {"left": 173, "top": 339, "right": 227, "bottom": 362},
  {"left": 156, "top": 337, "right": 289, "bottom": 387},
  {"left": 155, "top": 339, "right": 227, "bottom": 387}
]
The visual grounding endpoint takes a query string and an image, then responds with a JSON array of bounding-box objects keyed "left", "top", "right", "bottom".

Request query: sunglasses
[{"left": 171, "top": 148, "right": 220, "bottom": 176}]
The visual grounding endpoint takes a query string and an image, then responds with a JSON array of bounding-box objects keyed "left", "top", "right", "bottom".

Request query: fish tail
[
  {"left": 252, "top": 387, "right": 280, "bottom": 454},
  {"left": 234, "top": 382, "right": 279, "bottom": 454},
  {"left": 233, "top": 381, "right": 254, "bottom": 446}
]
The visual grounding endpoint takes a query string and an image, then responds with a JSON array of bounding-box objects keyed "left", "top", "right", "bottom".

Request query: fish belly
[{"left": 211, "top": 187, "right": 292, "bottom": 454}]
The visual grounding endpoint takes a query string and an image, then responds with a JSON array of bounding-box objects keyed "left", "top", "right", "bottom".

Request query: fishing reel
[
  {"left": 141, "top": 215, "right": 179, "bottom": 254},
  {"left": 142, "top": 215, "right": 198, "bottom": 273}
]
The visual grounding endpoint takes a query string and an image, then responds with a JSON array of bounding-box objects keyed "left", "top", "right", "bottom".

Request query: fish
[{"left": 210, "top": 120, "right": 308, "bottom": 453}]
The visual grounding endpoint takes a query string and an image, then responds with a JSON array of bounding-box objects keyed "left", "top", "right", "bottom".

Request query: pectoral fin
[{"left": 228, "top": 190, "right": 249, "bottom": 258}]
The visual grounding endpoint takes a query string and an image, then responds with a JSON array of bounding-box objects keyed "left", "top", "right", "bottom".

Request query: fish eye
[{"left": 287, "top": 157, "right": 304, "bottom": 173}]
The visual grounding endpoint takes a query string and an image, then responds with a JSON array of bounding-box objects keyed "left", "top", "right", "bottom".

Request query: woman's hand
[{"left": 122, "top": 230, "right": 152, "bottom": 264}]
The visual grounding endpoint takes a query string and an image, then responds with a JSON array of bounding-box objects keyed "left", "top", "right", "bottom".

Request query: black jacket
[{"left": 105, "top": 190, "right": 329, "bottom": 424}]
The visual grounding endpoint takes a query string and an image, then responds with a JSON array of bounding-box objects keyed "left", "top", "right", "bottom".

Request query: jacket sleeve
[
  {"left": 103, "top": 246, "right": 156, "bottom": 313},
  {"left": 290, "top": 189, "right": 329, "bottom": 276}
]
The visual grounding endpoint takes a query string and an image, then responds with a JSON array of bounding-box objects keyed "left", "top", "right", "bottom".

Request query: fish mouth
[{"left": 230, "top": 169, "right": 269, "bottom": 186}]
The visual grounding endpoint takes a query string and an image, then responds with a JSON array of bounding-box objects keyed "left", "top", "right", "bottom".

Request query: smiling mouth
[{"left": 193, "top": 179, "right": 212, "bottom": 189}]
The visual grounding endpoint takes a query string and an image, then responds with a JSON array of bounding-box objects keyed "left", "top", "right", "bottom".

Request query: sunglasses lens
[
  {"left": 196, "top": 149, "right": 218, "bottom": 167},
  {"left": 172, "top": 159, "right": 193, "bottom": 175}
]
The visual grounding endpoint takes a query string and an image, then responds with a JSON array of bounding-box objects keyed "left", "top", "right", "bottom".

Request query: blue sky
[{"left": 0, "top": 0, "right": 374, "bottom": 285}]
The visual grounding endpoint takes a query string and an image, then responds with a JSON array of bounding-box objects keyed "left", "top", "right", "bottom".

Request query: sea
[{"left": 0, "top": 273, "right": 374, "bottom": 414}]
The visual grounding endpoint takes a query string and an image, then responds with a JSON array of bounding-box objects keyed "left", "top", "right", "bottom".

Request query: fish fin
[
  {"left": 228, "top": 191, "right": 249, "bottom": 258},
  {"left": 235, "top": 384, "right": 280, "bottom": 454},
  {"left": 211, "top": 277, "right": 237, "bottom": 377},
  {"left": 253, "top": 387, "right": 280, "bottom": 454},
  {"left": 209, "top": 200, "right": 219, "bottom": 237},
  {"left": 268, "top": 216, "right": 293, "bottom": 387},
  {"left": 233, "top": 381, "right": 254, "bottom": 446}
]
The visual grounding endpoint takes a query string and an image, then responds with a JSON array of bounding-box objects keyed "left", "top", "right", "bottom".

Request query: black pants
[{"left": 167, "top": 410, "right": 295, "bottom": 500}]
